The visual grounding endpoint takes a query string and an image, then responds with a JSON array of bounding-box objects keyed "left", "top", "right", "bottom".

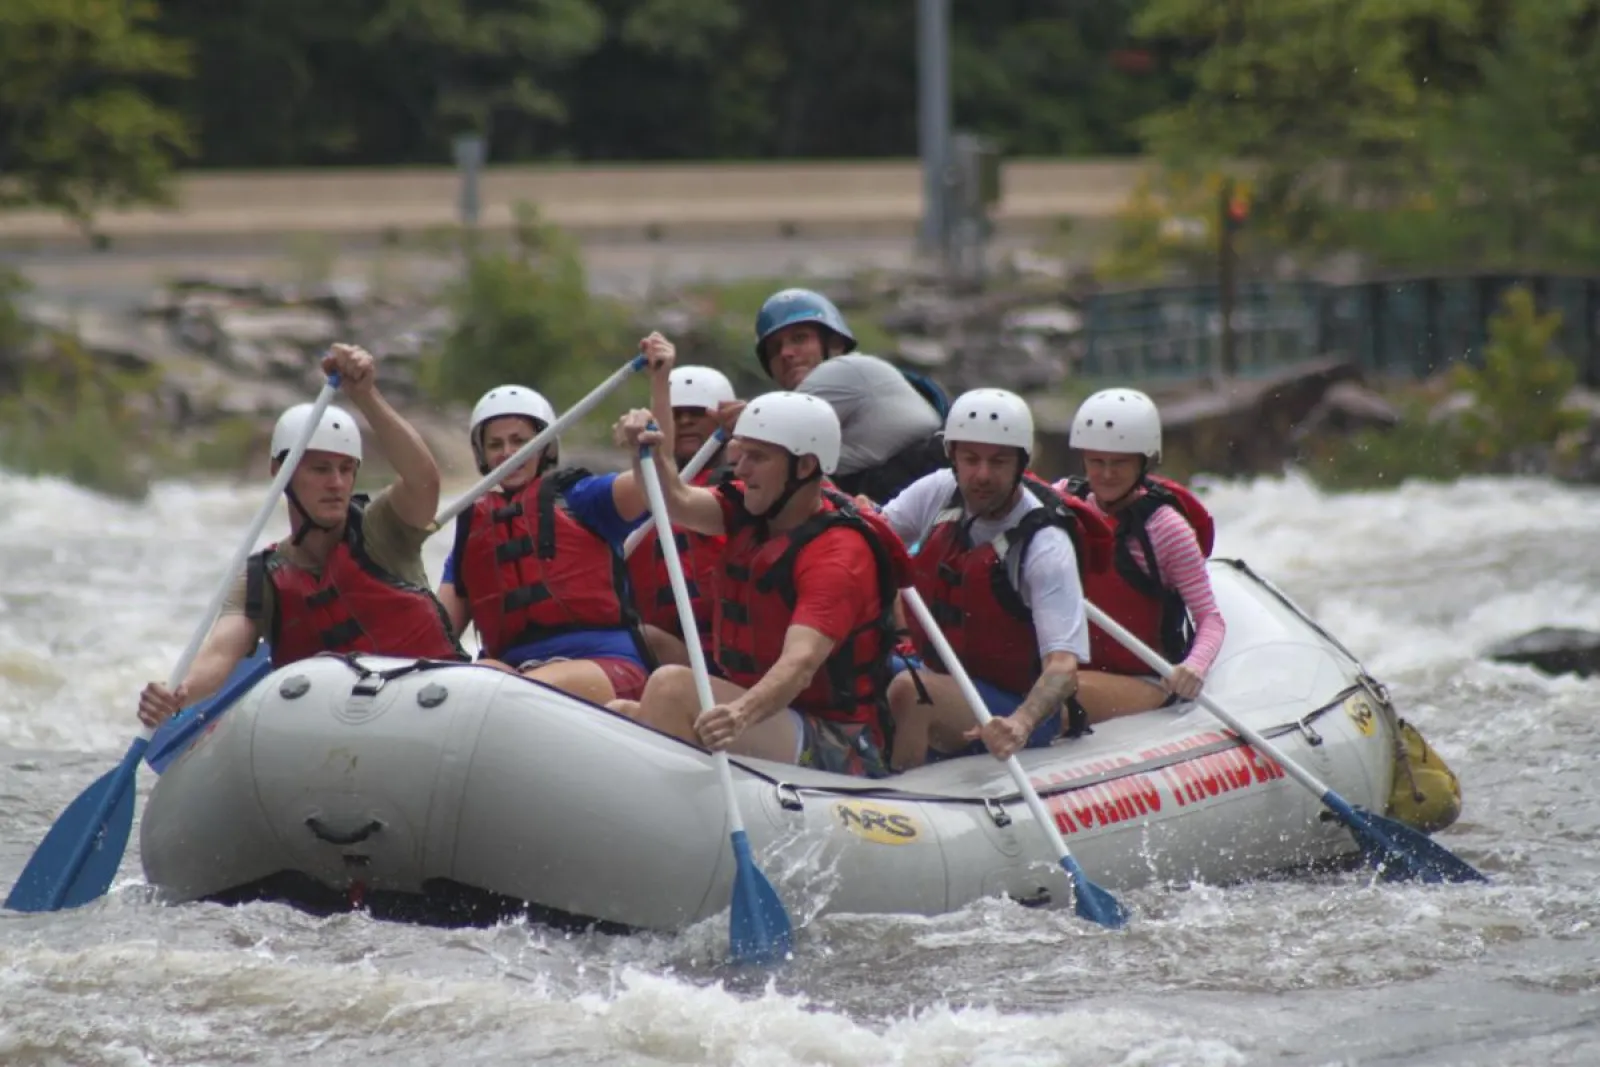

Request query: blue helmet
[{"left": 754, "top": 288, "right": 857, "bottom": 373}]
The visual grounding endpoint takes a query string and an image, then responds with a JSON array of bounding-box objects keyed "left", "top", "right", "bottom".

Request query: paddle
[
  {"left": 1082, "top": 601, "right": 1487, "bottom": 885},
  {"left": 900, "top": 588, "right": 1129, "bottom": 928},
  {"left": 431, "top": 354, "right": 647, "bottom": 530},
  {"left": 620, "top": 429, "right": 726, "bottom": 559},
  {"left": 636, "top": 439, "right": 794, "bottom": 965},
  {"left": 6, "top": 376, "right": 344, "bottom": 914},
  {"left": 144, "top": 642, "right": 273, "bottom": 775}
]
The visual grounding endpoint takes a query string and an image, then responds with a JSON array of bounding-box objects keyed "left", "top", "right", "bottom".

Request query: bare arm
[
  {"left": 1010, "top": 650, "right": 1080, "bottom": 732},
  {"left": 323, "top": 343, "right": 441, "bottom": 529},
  {"left": 615, "top": 407, "right": 726, "bottom": 535},
  {"left": 732, "top": 624, "right": 837, "bottom": 727},
  {"left": 180, "top": 614, "right": 261, "bottom": 703},
  {"left": 612, "top": 332, "right": 678, "bottom": 521},
  {"left": 353, "top": 388, "right": 441, "bottom": 529}
]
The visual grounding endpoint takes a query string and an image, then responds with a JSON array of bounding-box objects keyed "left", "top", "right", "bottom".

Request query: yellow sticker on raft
[
  {"left": 1345, "top": 694, "right": 1378, "bottom": 737},
  {"left": 833, "top": 800, "right": 921, "bottom": 845}
]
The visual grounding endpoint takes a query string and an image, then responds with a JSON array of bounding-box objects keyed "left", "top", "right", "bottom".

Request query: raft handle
[
  {"left": 1297, "top": 720, "right": 1324, "bottom": 747},
  {"left": 1011, "top": 886, "right": 1053, "bottom": 909},
  {"left": 983, "top": 797, "right": 1013, "bottom": 828},
  {"left": 775, "top": 783, "right": 804, "bottom": 812},
  {"left": 305, "top": 817, "right": 385, "bottom": 846}
]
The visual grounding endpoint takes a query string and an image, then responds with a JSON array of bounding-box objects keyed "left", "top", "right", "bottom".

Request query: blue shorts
[{"left": 890, "top": 655, "right": 1062, "bottom": 762}]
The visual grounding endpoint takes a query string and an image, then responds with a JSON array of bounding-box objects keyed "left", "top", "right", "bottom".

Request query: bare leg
[
  {"left": 1076, "top": 671, "right": 1168, "bottom": 723},
  {"left": 520, "top": 660, "right": 617, "bottom": 705},
  {"left": 886, "top": 669, "right": 993, "bottom": 770},
  {"left": 636, "top": 666, "right": 801, "bottom": 763},
  {"left": 643, "top": 625, "right": 691, "bottom": 668}
]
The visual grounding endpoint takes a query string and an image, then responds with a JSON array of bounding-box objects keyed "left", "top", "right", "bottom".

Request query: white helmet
[
  {"left": 733, "top": 391, "right": 841, "bottom": 475},
  {"left": 270, "top": 403, "right": 362, "bottom": 464},
  {"left": 470, "top": 384, "right": 558, "bottom": 473},
  {"left": 1069, "top": 388, "right": 1162, "bottom": 459},
  {"left": 944, "top": 388, "right": 1034, "bottom": 458},
  {"left": 669, "top": 366, "right": 736, "bottom": 411}
]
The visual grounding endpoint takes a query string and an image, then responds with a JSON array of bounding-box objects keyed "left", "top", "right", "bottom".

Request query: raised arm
[
  {"left": 614, "top": 407, "right": 727, "bottom": 536},
  {"left": 612, "top": 332, "right": 679, "bottom": 522},
  {"left": 323, "top": 343, "right": 441, "bottom": 529}
]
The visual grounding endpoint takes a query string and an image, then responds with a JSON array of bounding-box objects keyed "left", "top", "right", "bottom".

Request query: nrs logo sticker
[
  {"left": 1344, "top": 694, "right": 1377, "bottom": 737},
  {"left": 832, "top": 800, "right": 920, "bottom": 845}
]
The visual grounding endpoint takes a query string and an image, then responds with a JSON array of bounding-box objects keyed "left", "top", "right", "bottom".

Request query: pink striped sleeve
[{"left": 1144, "top": 506, "right": 1227, "bottom": 676}]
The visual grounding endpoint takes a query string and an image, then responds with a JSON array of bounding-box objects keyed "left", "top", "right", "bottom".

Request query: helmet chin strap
[
  {"left": 278, "top": 453, "right": 354, "bottom": 546},
  {"left": 1098, "top": 456, "right": 1152, "bottom": 510},
  {"left": 753, "top": 455, "right": 819, "bottom": 523}
]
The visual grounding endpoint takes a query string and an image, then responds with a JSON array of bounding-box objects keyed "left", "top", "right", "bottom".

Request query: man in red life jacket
[
  {"left": 879, "top": 389, "right": 1113, "bottom": 768},
  {"left": 627, "top": 365, "right": 738, "bottom": 668},
  {"left": 433, "top": 335, "right": 677, "bottom": 706},
  {"left": 613, "top": 387, "right": 911, "bottom": 778},
  {"left": 136, "top": 343, "right": 461, "bottom": 728},
  {"left": 1059, "top": 388, "right": 1227, "bottom": 721}
]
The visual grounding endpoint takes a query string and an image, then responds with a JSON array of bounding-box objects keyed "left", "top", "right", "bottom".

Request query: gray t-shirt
[{"left": 796, "top": 354, "right": 942, "bottom": 476}]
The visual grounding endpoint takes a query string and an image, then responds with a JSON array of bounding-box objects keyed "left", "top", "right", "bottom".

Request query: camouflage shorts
[{"left": 797, "top": 716, "right": 892, "bottom": 779}]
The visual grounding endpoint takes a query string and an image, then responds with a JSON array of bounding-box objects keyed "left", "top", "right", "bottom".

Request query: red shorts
[{"left": 590, "top": 657, "right": 649, "bottom": 701}]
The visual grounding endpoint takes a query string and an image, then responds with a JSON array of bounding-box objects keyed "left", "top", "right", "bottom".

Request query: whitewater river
[{"left": 2, "top": 470, "right": 1597, "bottom": 1066}]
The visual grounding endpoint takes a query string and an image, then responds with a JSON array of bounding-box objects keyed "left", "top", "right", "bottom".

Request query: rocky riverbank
[{"left": 2, "top": 255, "right": 1595, "bottom": 496}]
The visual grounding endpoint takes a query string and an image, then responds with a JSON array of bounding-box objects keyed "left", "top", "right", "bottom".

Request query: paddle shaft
[
  {"left": 637, "top": 445, "right": 746, "bottom": 835},
  {"left": 621, "top": 430, "right": 725, "bottom": 559},
  {"left": 433, "top": 354, "right": 647, "bottom": 529},
  {"left": 1083, "top": 600, "right": 1342, "bottom": 805},
  {"left": 144, "top": 375, "right": 342, "bottom": 742},
  {"left": 900, "top": 589, "right": 1079, "bottom": 862}
]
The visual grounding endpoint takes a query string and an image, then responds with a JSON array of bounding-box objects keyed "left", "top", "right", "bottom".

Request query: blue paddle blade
[
  {"left": 1059, "top": 855, "right": 1130, "bottom": 929},
  {"left": 727, "top": 830, "right": 793, "bottom": 965},
  {"left": 146, "top": 644, "right": 271, "bottom": 774},
  {"left": 6, "top": 738, "right": 146, "bottom": 913},
  {"left": 1321, "top": 791, "right": 1487, "bottom": 885}
]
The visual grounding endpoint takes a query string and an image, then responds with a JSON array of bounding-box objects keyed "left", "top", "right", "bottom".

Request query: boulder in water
[{"left": 1483, "top": 627, "right": 1600, "bottom": 677}]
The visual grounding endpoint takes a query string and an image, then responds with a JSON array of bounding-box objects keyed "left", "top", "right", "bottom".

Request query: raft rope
[{"left": 749, "top": 684, "right": 1360, "bottom": 809}]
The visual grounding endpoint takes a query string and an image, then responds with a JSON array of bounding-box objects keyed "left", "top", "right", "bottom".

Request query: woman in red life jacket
[
  {"left": 136, "top": 343, "right": 462, "bottom": 729},
  {"left": 614, "top": 388, "right": 911, "bottom": 778},
  {"left": 878, "top": 388, "right": 1112, "bottom": 768},
  {"left": 1057, "top": 388, "right": 1227, "bottom": 721},
  {"left": 433, "top": 336, "right": 676, "bottom": 706},
  {"left": 628, "top": 365, "right": 736, "bottom": 669}
]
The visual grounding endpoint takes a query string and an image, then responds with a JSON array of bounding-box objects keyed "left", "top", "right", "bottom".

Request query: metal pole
[
  {"left": 453, "top": 134, "right": 486, "bottom": 229},
  {"left": 1219, "top": 181, "right": 1238, "bottom": 378},
  {"left": 917, "top": 0, "right": 950, "bottom": 255}
]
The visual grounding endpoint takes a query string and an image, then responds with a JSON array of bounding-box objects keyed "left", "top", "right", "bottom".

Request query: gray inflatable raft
[{"left": 141, "top": 560, "right": 1406, "bottom": 929}]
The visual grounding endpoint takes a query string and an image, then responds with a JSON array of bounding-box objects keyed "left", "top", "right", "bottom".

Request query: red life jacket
[
  {"left": 1063, "top": 475, "right": 1215, "bottom": 674},
  {"left": 452, "top": 468, "right": 647, "bottom": 662},
  {"left": 246, "top": 500, "right": 466, "bottom": 668},
  {"left": 714, "top": 484, "right": 911, "bottom": 745},
  {"left": 908, "top": 474, "right": 1114, "bottom": 695},
  {"left": 625, "top": 467, "right": 727, "bottom": 642}
]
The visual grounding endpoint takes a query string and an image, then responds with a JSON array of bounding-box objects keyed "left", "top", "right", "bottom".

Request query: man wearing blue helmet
[{"left": 751, "top": 287, "right": 947, "bottom": 504}]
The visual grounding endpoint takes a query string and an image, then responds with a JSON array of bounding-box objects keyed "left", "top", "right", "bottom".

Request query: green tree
[
  {"left": 1452, "top": 286, "right": 1587, "bottom": 461},
  {"left": 1132, "top": 0, "right": 1478, "bottom": 238},
  {"left": 419, "top": 205, "right": 630, "bottom": 409},
  {"left": 363, "top": 0, "right": 606, "bottom": 153},
  {"left": 1420, "top": 1, "right": 1600, "bottom": 267},
  {"left": 0, "top": 0, "right": 192, "bottom": 233}
]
